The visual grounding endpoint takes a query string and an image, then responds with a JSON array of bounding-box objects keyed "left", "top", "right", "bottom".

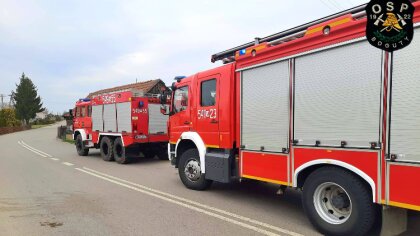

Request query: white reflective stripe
[
  {"left": 175, "top": 132, "right": 207, "bottom": 173},
  {"left": 293, "top": 159, "right": 376, "bottom": 202}
]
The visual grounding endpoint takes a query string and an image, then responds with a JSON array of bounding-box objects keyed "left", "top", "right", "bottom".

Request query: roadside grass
[
  {"left": 60, "top": 133, "right": 75, "bottom": 144},
  {"left": 31, "top": 124, "right": 52, "bottom": 129},
  {"left": 63, "top": 138, "right": 75, "bottom": 145}
]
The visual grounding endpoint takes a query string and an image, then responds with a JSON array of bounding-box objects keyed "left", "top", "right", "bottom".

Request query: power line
[
  {"left": 319, "top": 0, "right": 336, "bottom": 11},
  {"left": 0, "top": 93, "right": 15, "bottom": 108},
  {"left": 326, "top": 0, "right": 342, "bottom": 10}
]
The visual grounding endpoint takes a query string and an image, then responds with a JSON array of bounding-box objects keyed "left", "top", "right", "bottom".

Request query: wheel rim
[
  {"left": 313, "top": 182, "right": 352, "bottom": 225},
  {"left": 184, "top": 159, "right": 201, "bottom": 182}
]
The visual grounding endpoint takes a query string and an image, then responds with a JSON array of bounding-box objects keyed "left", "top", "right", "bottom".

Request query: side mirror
[
  {"left": 160, "top": 91, "right": 168, "bottom": 105},
  {"left": 69, "top": 109, "right": 74, "bottom": 118},
  {"left": 160, "top": 105, "right": 170, "bottom": 115}
]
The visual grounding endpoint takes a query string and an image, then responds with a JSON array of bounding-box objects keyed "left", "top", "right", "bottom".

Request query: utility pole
[
  {"left": 0, "top": 94, "right": 4, "bottom": 108},
  {"left": 8, "top": 93, "right": 14, "bottom": 107}
]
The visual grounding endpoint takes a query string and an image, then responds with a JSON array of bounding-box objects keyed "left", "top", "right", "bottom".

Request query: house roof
[{"left": 87, "top": 79, "right": 165, "bottom": 98}]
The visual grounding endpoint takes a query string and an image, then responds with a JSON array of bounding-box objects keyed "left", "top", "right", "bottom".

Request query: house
[
  {"left": 87, "top": 79, "right": 168, "bottom": 98},
  {"left": 35, "top": 111, "right": 48, "bottom": 120}
]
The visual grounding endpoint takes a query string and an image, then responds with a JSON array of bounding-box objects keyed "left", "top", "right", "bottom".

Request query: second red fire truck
[
  {"left": 163, "top": 2, "right": 420, "bottom": 236},
  {"left": 73, "top": 89, "right": 169, "bottom": 164}
]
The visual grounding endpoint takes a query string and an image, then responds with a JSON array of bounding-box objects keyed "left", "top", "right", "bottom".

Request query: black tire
[
  {"left": 178, "top": 148, "right": 212, "bottom": 190},
  {"left": 302, "top": 166, "right": 376, "bottom": 236},
  {"left": 113, "top": 138, "right": 130, "bottom": 164},
  {"left": 75, "top": 134, "right": 89, "bottom": 156},
  {"left": 100, "top": 137, "right": 114, "bottom": 162}
]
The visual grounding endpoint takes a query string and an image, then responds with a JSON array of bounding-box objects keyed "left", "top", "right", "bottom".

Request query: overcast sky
[{"left": 0, "top": 0, "right": 367, "bottom": 113}]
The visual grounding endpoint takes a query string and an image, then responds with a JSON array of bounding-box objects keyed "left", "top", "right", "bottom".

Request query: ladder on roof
[{"left": 211, "top": 3, "right": 368, "bottom": 63}]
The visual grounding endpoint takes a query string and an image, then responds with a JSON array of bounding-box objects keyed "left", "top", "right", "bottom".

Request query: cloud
[{"left": 0, "top": 0, "right": 368, "bottom": 112}]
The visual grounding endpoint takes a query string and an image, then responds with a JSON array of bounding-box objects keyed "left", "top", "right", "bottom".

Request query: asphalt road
[{"left": 0, "top": 123, "right": 419, "bottom": 236}]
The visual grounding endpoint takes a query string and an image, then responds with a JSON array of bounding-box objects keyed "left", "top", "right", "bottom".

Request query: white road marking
[
  {"left": 62, "top": 162, "right": 74, "bottom": 166},
  {"left": 50, "top": 158, "right": 59, "bottom": 161},
  {"left": 19, "top": 141, "right": 52, "bottom": 157},
  {"left": 80, "top": 167, "right": 303, "bottom": 236},
  {"left": 18, "top": 141, "right": 47, "bottom": 157},
  {"left": 76, "top": 168, "right": 281, "bottom": 236}
]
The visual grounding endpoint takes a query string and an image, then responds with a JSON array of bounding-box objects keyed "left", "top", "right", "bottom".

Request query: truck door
[
  {"left": 73, "top": 106, "right": 81, "bottom": 129},
  {"left": 196, "top": 75, "right": 220, "bottom": 148},
  {"left": 82, "top": 105, "right": 92, "bottom": 129},
  {"left": 170, "top": 84, "right": 191, "bottom": 143}
]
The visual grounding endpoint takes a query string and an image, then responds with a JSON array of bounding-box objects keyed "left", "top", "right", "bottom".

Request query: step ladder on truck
[
  {"left": 161, "top": 2, "right": 420, "bottom": 235},
  {"left": 73, "top": 89, "right": 170, "bottom": 164}
]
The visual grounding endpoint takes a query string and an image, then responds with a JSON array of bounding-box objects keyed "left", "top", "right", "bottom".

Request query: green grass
[
  {"left": 63, "top": 138, "right": 75, "bottom": 144},
  {"left": 31, "top": 124, "right": 52, "bottom": 129}
]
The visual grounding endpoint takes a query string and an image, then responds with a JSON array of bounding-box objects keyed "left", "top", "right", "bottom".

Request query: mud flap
[
  {"left": 380, "top": 206, "right": 407, "bottom": 236},
  {"left": 205, "top": 150, "right": 231, "bottom": 183}
]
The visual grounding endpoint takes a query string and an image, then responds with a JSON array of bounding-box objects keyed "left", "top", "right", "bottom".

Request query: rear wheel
[
  {"left": 302, "top": 167, "right": 376, "bottom": 236},
  {"left": 178, "top": 148, "right": 212, "bottom": 190},
  {"left": 100, "top": 137, "right": 114, "bottom": 162},
  {"left": 75, "top": 134, "right": 89, "bottom": 156},
  {"left": 113, "top": 138, "right": 130, "bottom": 164}
]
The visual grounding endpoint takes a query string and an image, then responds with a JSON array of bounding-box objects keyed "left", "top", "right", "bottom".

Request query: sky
[{"left": 0, "top": 0, "right": 367, "bottom": 113}]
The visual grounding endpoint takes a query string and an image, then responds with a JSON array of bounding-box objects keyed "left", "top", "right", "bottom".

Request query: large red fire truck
[
  {"left": 163, "top": 2, "right": 420, "bottom": 235},
  {"left": 73, "top": 89, "right": 169, "bottom": 164}
]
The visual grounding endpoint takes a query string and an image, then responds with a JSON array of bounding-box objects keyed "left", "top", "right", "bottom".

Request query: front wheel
[
  {"left": 178, "top": 148, "right": 212, "bottom": 190},
  {"left": 75, "top": 134, "right": 89, "bottom": 156},
  {"left": 302, "top": 167, "right": 376, "bottom": 236}
]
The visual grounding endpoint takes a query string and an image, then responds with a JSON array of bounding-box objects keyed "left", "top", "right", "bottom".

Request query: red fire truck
[
  {"left": 163, "top": 2, "right": 420, "bottom": 235},
  {"left": 73, "top": 89, "right": 169, "bottom": 164}
]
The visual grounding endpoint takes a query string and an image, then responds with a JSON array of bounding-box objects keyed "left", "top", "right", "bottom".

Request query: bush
[
  {"left": 0, "top": 108, "right": 21, "bottom": 127},
  {"left": 31, "top": 113, "right": 63, "bottom": 126},
  {"left": 32, "top": 117, "right": 56, "bottom": 125}
]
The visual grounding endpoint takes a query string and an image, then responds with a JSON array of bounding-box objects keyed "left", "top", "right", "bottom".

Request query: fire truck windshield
[{"left": 173, "top": 86, "right": 188, "bottom": 113}]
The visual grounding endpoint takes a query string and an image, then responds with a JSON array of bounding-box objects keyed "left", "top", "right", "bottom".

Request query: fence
[{"left": 57, "top": 126, "right": 67, "bottom": 139}]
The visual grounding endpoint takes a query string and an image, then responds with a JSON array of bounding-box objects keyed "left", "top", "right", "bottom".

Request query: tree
[
  {"left": 13, "top": 73, "right": 45, "bottom": 124},
  {"left": 0, "top": 108, "right": 20, "bottom": 127}
]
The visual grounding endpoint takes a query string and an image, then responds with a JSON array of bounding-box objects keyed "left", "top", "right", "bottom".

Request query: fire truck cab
[
  {"left": 165, "top": 2, "right": 420, "bottom": 236},
  {"left": 168, "top": 65, "right": 236, "bottom": 185}
]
